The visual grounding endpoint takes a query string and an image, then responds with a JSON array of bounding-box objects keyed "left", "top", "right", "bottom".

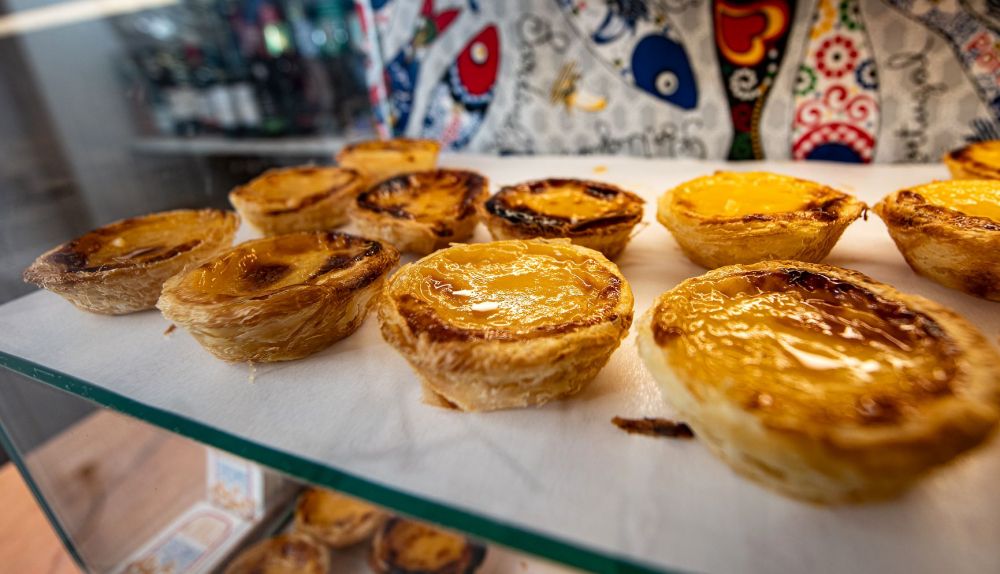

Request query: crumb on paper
[
  {"left": 593, "top": 165, "right": 608, "bottom": 174},
  {"left": 162, "top": 324, "right": 176, "bottom": 337},
  {"left": 612, "top": 416, "right": 694, "bottom": 439},
  {"left": 247, "top": 361, "right": 257, "bottom": 384}
]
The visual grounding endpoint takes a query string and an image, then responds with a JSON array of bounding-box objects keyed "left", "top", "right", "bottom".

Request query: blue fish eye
[{"left": 631, "top": 34, "right": 698, "bottom": 110}]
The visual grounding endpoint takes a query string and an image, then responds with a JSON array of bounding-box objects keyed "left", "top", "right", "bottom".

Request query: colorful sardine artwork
[
  {"left": 713, "top": 0, "right": 795, "bottom": 159},
  {"left": 556, "top": 0, "right": 698, "bottom": 110},
  {"left": 421, "top": 25, "right": 501, "bottom": 149},
  {"left": 791, "top": 0, "right": 879, "bottom": 163}
]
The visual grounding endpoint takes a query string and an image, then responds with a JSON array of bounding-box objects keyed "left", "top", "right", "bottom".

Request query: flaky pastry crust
[
  {"left": 352, "top": 169, "right": 488, "bottom": 255},
  {"left": 637, "top": 261, "right": 1000, "bottom": 504},
  {"left": 292, "top": 488, "right": 387, "bottom": 549},
  {"left": 336, "top": 138, "right": 440, "bottom": 185},
  {"left": 228, "top": 166, "right": 364, "bottom": 235},
  {"left": 369, "top": 518, "right": 486, "bottom": 574},
  {"left": 480, "top": 178, "right": 644, "bottom": 259},
  {"left": 223, "top": 533, "right": 329, "bottom": 574},
  {"left": 379, "top": 239, "right": 633, "bottom": 411},
  {"left": 657, "top": 172, "right": 865, "bottom": 269},
  {"left": 943, "top": 141, "right": 1000, "bottom": 179},
  {"left": 23, "top": 209, "right": 238, "bottom": 315},
  {"left": 158, "top": 231, "right": 399, "bottom": 362},
  {"left": 874, "top": 181, "right": 1000, "bottom": 300}
]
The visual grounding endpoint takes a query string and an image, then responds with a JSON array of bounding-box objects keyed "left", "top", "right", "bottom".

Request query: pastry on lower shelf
[
  {"left": 224, "top": 533, "right": 329, "bottom": 574},
  {"left": 943, "top": 140, "right": 1000, "bottom": 179},
  {"left": 228, "top": 166, "right": 365, "bottom": 235},
  {"left": 379, "top": 239, "right": 633, "bottom": 411},
  {"left": 293, "top": 488, "right": 387, "bottom": 549},
  {"left": 480, "top": 178, "right": 644, "bottom": 258},
  {"left": 23, "top": 209, "right": 238, "bottom": 315},
  {"left": 656, "top": 171, "right": 865, "bottom": 269},
  {"left": 336, "top": 138, "right": 440, "bottom": 185},
  {"left": 636, "top": 261, "right": 1000, "bottom": 504},
  {"left": 352, "top": 169, "right": 488, "bottom": 255},
  {"left": 158, "top": 231, "right": 399, "bottom": 362},
  {"left": 874, "top": 180, "right": 1000, "bottom": 300},
  {"left": 369, "top": 518, "right": 486, "bottom": 574}
]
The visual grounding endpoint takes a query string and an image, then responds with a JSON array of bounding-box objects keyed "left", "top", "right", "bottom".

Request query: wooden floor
[{"left": 0, "top": 462, "right": 80, "bottom": 574}]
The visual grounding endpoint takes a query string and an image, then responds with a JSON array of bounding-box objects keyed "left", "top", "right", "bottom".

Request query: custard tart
[
  {"left": 637, "top": 261, "right": 1000, "bottom": 504},
  {"left": 369, "top": 518, "right": 485, "bottom": 574},
  {"left": 293, "top": 488, "right": 387, "bottom": 549},
  {"left": 874, "top": 181, "right": 1000, "bottom": 300},
  {"left": 336, "top": 138, "right": 440, "bottom": 185},
  {"left": 223, "top": 533, "right": 329, "bottom": 574},
  {"left": 657, "top": 172, "right": 865, "bottom": 269},
  {"left": 158, "top": 231, "right": 399, "bottom": 362},
  {"left": 352, "top": 169, "right": 488, "bottom": 255},
  {"left": 480, "top": 178, "right": 644, "bottom": 258},
  {"left": 23, "top": 209, "right": 238, "bottom": 315},
  {"left": 944, "top": 140, "right": 1000, "bottom": 179},
  {"left": 228, "top": 166, "right": 364, "bottom": 235},
  {"left": 379, "top": 239, "right": 633, "bottom": 411}
]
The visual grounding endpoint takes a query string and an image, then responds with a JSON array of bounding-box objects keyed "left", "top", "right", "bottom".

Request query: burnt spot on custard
[
  {"left": 485, "top": 179, "right": 643, "bottom": 236},
  {"left": 651, "top": 267, "right": 963, "bottom": 425},
  {"left": 355, "top": 169, "right": 487, "bottom": 223},
  {"left": 375, "top": 518, "right": 486, "bottom": 574},
  {"left": 250, "top": 167, "right": 363, "bottom": 216},
  {"left": 882, "top": 189, "right": 1000, "bottom": 232},
  {"left": 46, "top": 233, "right": 201, "bottom": 273},
  {"left": 395, "top": 276, "right": 624, "bottom": 343},
  {"left": 240, "top": 262, "right": 293, "bottom": 291}
]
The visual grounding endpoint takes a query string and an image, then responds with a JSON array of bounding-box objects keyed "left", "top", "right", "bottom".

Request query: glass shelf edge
[{"left": 0, "top": 350, "right": 682, "bottom": 574}]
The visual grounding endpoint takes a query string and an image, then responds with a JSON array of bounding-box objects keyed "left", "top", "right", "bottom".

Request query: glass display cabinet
[{"left": 2, "top": 1, "right": 1000, "bottom": 573}]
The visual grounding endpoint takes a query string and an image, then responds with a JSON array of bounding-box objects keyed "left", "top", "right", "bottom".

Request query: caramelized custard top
[
  {"left": 297, "top": 489, "right": 379, "bottom": 527},
  {"left": 486, "top": 179, "right": 642, "bottom": 233},
  {"left": 668, "top": 171, "right": 851, "bottom": 221},
  {"left": 340, "top": 138, "right": 440, "bottom": 153},
  {"left": 232, "top": 167, "right": 362, "bottom": 214},
  {"left": 378, "top": 519, "right": 477, "bottom": 571},
  {"left": 651, "top": 267, "right": 961, "bottom": 428},
  {"left": 905, "top": 180, "right": 1000, "bottom": 223},
  {"left": 390, "top": 241, "right": 623, "bottom": 341},
  {"left": 171, "top": 231, "right": 390, "bottom": 304},
  {"left": 356, "top": 169, "right": 486, "bottom": 228},
  {"left": 951, "top": 140, "right": 1000, "bottom": 176},
  {"left": 45, "top": 209, "right": 230, "bottom": 273},
  {"left": 232, "top": 534, "right": 325, "bottom": 574}
]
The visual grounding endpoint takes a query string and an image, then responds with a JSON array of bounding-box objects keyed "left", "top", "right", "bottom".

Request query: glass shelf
[{"left": 2, "top": 156, "right": 999, "bottom": 574}]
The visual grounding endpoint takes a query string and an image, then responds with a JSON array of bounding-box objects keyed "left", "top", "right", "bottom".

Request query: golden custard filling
[
  {"left": 910, "top": 181, "right": 1000, "bottom": 222},
  {"left": 48, "top": 210, "right": 224, "bottom": 272},
  {"left": 961, "top": 140, "right": 1000, "bottom": 167},
  {"left": 506, "top": 180, "right": 636, "bottom": 220},
  {"left": 299, "top": 490, "right": 377, "bottom": 526},
  {"left": 393, "top": 242, "right": 622, "bottom": 339},
  {"left": 174, "top": 232, "right": 382, "bottom": 303},
  {"left": 234, "top": 167, "right": 361, "bottom": 213},
  {"left": 652, "top": 269, "right": 959, "bottom": 428},
  {"left": 357, "top": 170, "right": 483, "bottom": 223},
  {"left": 672, "top": 172, "right": 823, "bottom": 218},
  {"left": 381, "top": 522, "right": 467, "bottom": 569}
]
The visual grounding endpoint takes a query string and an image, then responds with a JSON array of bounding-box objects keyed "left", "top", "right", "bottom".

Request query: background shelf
[{"left": 2, "top": 156, "right": 999, "bottom": 574}]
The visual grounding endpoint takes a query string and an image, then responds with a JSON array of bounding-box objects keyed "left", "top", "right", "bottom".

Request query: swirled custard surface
[
  {"left": 377, "top": 520, "right": 470, "bottom": 571},
  {"left": 357, "top": 169, "right": 484, "bottom": 224},
  {"left": 672, "top": 172, "right": 828, "bottom": 218},
  {"left": 909, "top": 180, "right": 1000, "bottom": 222},
  {"left": 650, "top": 268, "right": 960, "bottom": 428},
  {"left": 233, "top": 167, "right": 361, "bottom": 214},
  {"left": 173, "top": 232, "right": 384, "bottom": 303},
  {"left": 392, "top": 241, "right": 623, "bottom": 340},
  {"left": 47, "top": 210, "right": 227, "bottom": 272}
]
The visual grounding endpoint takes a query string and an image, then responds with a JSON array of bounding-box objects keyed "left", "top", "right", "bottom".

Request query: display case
[{"left": 3, "top": 1, "right": 1000, "bottom": 573}]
